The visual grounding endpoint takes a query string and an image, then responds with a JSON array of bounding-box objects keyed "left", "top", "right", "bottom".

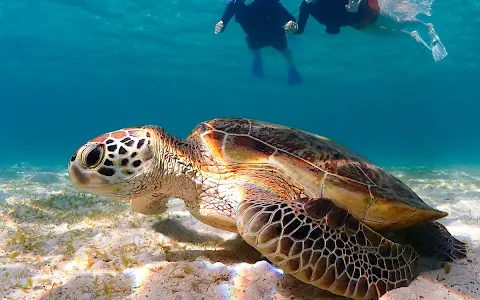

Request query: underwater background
[
  {"left": 1, "top": 1, "right": 480, "bottom": 299},
  {"left": 1, "top": 0, "right": 479, "bottom": 168}
]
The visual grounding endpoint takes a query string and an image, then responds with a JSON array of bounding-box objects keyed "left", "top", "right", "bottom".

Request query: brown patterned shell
[{"left": 189, "top": 118, "right": 447, "bottom": 232}]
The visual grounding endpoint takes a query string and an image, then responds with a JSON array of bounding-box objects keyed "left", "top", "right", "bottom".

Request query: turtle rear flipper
[
  {"left": 235, "top": 188, "right": 419, "bottom": 300},
  {"left": 394, "top": 221, "right": 467, "bottom": 262}
]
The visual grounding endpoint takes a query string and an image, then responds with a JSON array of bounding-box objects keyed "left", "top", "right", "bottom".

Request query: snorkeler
[
  {"left": 214, "top": 0, "right": 302, "bottom": 85},
  {"left": 284, "top": 0, "right": 447, "bottom": 61}
]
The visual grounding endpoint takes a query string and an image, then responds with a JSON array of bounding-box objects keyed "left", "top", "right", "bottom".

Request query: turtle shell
[{"left": 188, "top": 118, "right": 447, "bottom": 232}]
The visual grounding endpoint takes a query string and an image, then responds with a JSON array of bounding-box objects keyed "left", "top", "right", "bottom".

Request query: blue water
[{"left": 1, "top": 0, "right": 479, "bottom": 168}]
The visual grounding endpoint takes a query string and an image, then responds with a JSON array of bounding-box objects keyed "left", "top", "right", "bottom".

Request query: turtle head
[{"left": 68, "top": 126, "right": 159, "bottom": 200}]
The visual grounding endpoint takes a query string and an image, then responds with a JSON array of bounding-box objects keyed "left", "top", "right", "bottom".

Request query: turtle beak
[{"left": 68, "top": 162, "right": 125, "bottom": 195}]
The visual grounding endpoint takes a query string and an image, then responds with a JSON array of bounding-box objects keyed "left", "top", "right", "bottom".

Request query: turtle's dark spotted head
[{"left": 68, "top": 126, "right": 157, "bottom": 199}]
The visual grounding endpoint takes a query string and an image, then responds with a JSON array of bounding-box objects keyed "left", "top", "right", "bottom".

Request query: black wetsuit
[
  {"left": 295, "top": 0, "right": 379, "bottom": 35},
  {"left": 220, "top": 0, "right": 296, "bottom": 51}
]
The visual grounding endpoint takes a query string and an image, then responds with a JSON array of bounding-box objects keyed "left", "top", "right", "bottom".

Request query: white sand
[{"left": 0, "top": 167, "right": 479, "bottom": 300}]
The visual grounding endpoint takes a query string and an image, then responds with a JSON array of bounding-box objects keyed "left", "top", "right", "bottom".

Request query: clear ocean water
[
  {"left": 1, "top": 0, "right": 479, "bottom": 168},
  {"left": 1, "top": 1, "right": 480, "bottom": 299}
]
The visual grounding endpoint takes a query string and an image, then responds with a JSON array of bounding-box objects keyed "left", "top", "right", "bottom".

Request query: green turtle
[{"left": 68, "top": 118, "right": 466, "bottom": 300}]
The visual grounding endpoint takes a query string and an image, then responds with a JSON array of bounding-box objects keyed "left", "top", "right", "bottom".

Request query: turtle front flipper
[
  {"left": 394, "top": 221, "right": 467, "bottom": 262},
  {"left": 235, "top": 191, "right": 419, "bottom": 300},
  {"left": 130, "top": 194, "right": 170, "bottom": 215}
]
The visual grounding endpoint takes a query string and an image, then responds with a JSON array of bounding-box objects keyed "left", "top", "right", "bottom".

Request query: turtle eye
[{"left": 81, "top": 144, "right": 104, "bottom": 169}]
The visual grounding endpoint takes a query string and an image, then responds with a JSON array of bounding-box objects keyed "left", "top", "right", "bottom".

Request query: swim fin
[
  {"left": 287, "top": 65, "right": 302, "bottom": 85},
  {"left": 406, "top": 30, "right": 431, "bottom": 51},
  {"left": 428, "top": 26, "right": 447, "bottom": 62},
  {"left": 252, "top": 55, "right": 264, "bottom": 78}
]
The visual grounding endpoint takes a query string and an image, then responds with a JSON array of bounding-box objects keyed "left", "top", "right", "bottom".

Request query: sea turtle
[{"left": 68, "top": 118, "right": 467, "bottom": 300}]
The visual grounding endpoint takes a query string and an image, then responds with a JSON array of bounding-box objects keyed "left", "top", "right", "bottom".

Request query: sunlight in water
[
  {"left": 207, "top": 260, "right": 284, "bottom": 300},
  {"left": 117, "top": 260, "right": 286, "bottom": 299},
  {"left": 123, "top": 266, "right": 152, "bottom": 289}
]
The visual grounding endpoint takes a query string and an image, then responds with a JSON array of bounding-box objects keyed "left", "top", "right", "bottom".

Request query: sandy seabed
[{"left": 0, "top": 166, "right": 479, "bottom": 300}]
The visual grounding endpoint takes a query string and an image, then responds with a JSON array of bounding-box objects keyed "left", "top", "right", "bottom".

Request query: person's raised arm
[{"left": 215, "top": 1, "right": 237, "bottom": 34}]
